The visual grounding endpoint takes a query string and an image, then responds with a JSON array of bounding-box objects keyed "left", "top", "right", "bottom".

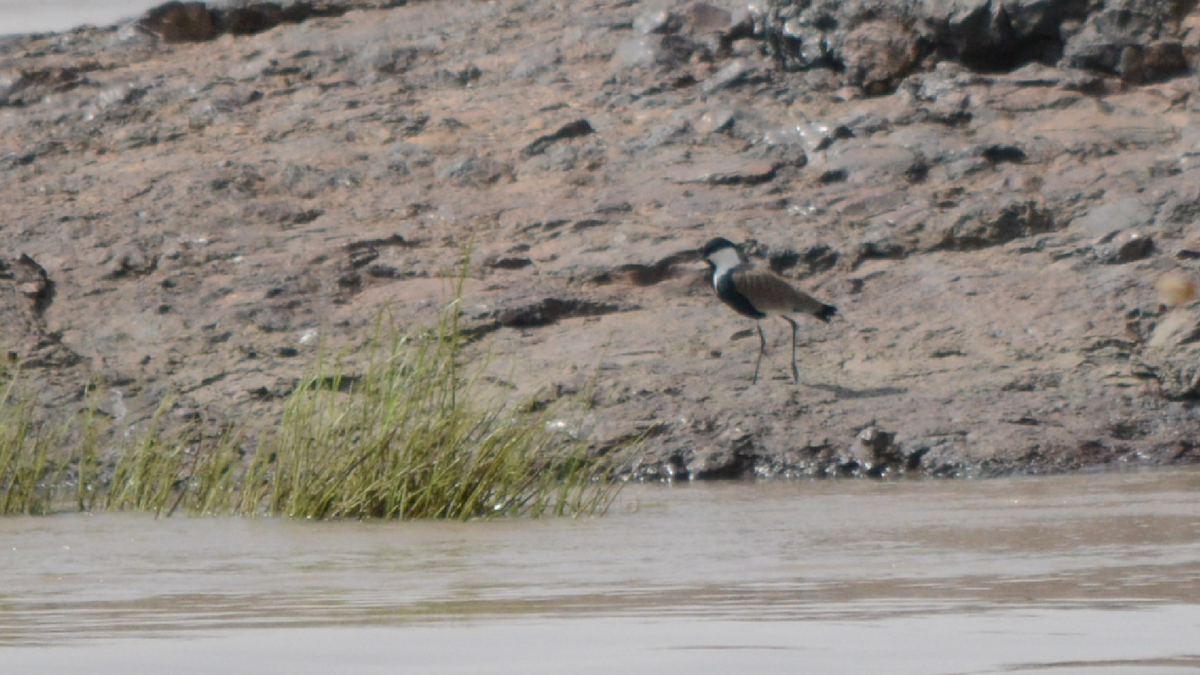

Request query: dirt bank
[{"left": 3, "top": 0, "right": 1200, "bottom": 479}]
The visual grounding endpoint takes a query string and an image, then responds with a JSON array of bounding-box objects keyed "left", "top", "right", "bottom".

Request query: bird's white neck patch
[{"left": 706, "top": 246, "right": 742, "bottom": 283}]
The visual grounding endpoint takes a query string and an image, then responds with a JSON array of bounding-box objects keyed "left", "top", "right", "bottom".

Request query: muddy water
[{"left": 2, "top": 470, "right": 1200, "bottom": 674}]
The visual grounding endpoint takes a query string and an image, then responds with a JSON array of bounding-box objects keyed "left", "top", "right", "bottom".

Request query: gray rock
[
  {"left": 668, "top": 159, "right": 779, "bottom": 185},
  {"left": 1070, "top": 198, "right": 1154, "bottom": 240},
  {"left": 438, "top": 156, "right": 513, "bottom": 187},
  {"left": 613, "top": 37, "right": 660, "bottom": 68},
  {"left": 511, "top": 50, "right": 561, "bottom": 80},
  {"left": 633, "top": 7, "right": 673, "bottom": 35},
  {"left": 96, "top": 390, "right": 127, "bottom": 419},
  {"left": 702, "top": 57, "right": 772, "bottom": 93},
  {"left": 815, "top": 142, "right": 923, "bottom": 185}
]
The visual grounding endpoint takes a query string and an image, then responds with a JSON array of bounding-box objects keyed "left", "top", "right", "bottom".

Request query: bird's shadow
[{"left": 804, "top": 383, "right": 908, "bottom": 399}]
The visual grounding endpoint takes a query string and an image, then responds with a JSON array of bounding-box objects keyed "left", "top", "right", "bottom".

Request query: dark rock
[
  {"left": 1060, "top": 4, "right": 1194, "bottom": 81},
  {"left": 142, "top": 2, "right": 346, "bottom": 43},
  {"left": 853, "top": 238, "right": 909, "bottom": 266},
  {"left": 801, "top": 244, "right": 840, "bottom": 274},
  {"left": 6, "top": 254, "right": 55, "bottom": 315},
  {"left": 1130, "top": 41, "right": 1190, "bottom": 83},
  {"left": 142, "top": 2, "right": 220, "bottom": 42},
  {"left": 0, "top": 255, "right": 79, "bottom": 369},
  {"left": 851, "top": 425, "right": 904, "bottom": 475},
  {"left": 486, "top": 257, "right": 533, "bottom": 270},
  {"left": 686, "top": 445, "right": 749, "bottom": 479},
  {"left": 818, "top": 168, "right": 848, "bottom": 183},
  {"left": 521, "top": 119, "right": 595, "bottom": 158},
  {"left": 1096, "top": 230, "right": 1156, "bottom": 263},
  {"left": 980, "top": 145, "right": 1027, "bottom": 164},
  {"left": 764, "top": 0, "right": 1193, "bottom": 84},
  {"left": 675, "top": 1, "right": 735, "bottom": 53},
  {"left": 842, "top": 21, "right": 919, "bottom": 95},
  {"left": 365, "top": 265, "right": 409, "bottom": 279},
  {"left": 223, "top": 4, "right": 285, "bottom": 35},
  {"left": 345, "top": 233, "right": 415, "bottom": 253},
  {"left": 572, "top": 218, "right": 607, "bottom": 231},
  {"left": 917, "top": 0, "right": 1086, "bottom": 71}
]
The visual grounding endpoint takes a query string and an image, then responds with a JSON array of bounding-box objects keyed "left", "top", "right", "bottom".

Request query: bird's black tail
[{"left": 815, "top": 304, "right": 837, "bottom": 323}]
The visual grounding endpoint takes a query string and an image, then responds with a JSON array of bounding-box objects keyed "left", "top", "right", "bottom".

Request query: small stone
[
  {"left": 1157, "top": 273, "right": 1197, "bottom": 307},
  {"left": 1096, "top": 230, "right": 1155, "bottom": 264},
  {"left": 633, "top": 8, "right": 673, "bottom": 35},
  {"left": 96, "top": 390, "right": 127, "bottom": 419},
  {"left": 686, "top": 446, "right": 744, "bottom": 479},
  {"left": 695, "top": 108, "right": 735, "bottom": 134},
  {"left": 613, "top": 37, "right": 659, "bottom": 68}
]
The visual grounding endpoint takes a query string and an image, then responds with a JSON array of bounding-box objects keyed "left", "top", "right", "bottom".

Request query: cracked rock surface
[{"left": 3, "top": 0, "right": 1200, "bottom": 479}]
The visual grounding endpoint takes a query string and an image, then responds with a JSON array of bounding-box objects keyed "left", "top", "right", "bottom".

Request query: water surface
[{"left": 2, "top": 470, "right": 1199, "bottom": 673}]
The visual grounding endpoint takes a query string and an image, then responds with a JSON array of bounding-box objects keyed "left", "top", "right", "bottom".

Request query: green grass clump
[
  {"left": 0, "top": 283, "right": 622, "bottom": 519},
  {"left": 234, "top": 300, "right": 615, "bottom": 519},
  {"left": 0, "top": 375, "right": 57, "bottom": 515}
]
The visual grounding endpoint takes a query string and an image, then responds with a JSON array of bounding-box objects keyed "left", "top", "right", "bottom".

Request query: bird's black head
[{"left": 701, "top": 237, "right": 738, "bottom": 261}]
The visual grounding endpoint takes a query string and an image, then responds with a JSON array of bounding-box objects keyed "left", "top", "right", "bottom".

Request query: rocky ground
[{"left": 3, "top": 0, "right": 1200, "bottom": 480}]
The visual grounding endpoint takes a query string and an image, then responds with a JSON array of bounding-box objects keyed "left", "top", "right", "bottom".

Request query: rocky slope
[{"left": 2, "top": 0, "right": 1200, "bottom": 480}]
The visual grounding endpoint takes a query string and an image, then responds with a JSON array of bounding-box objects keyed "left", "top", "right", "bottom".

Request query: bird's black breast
[{"left": 715, "top": 270, "right": 766, "bottom": 319}]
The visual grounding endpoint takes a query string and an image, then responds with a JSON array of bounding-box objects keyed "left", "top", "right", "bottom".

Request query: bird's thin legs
[
  {"left": 752, "top": 323, "right": 767, "bottom": 384},
  {"left": 782, "top": 316, "right": 799, "bottom": 383}
]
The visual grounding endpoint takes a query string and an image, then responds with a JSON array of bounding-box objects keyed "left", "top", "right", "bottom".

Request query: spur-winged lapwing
[{"left": 701, "top": 237, "right": 837, "bottom": 384}]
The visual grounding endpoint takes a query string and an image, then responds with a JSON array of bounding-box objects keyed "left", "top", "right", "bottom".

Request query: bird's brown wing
[{"left": 731, "top": 268, "right": 829, "bottom": 316}]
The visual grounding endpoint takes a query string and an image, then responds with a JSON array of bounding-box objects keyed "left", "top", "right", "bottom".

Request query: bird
[{"left": 700, "top": 237, "right": 837, "bottom": 384}]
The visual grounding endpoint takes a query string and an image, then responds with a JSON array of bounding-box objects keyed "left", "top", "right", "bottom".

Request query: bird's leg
[
  {"left": 752, "top": 323, "right": 766, "bottom": 385},
  {"left": 782, "top": 316, "right": 799, "bottom": 383}
]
